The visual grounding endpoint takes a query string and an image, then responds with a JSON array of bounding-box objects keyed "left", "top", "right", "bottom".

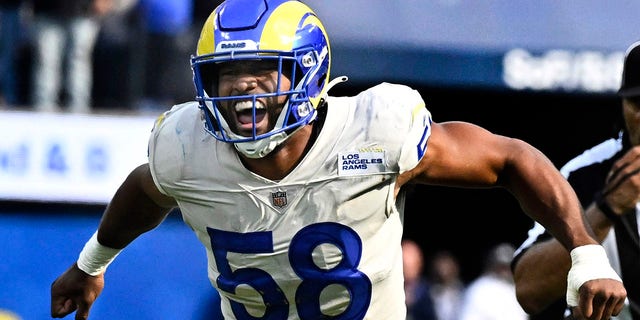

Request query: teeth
[{"left": 234, "top": 100, "right": 264, "bottom": 112}]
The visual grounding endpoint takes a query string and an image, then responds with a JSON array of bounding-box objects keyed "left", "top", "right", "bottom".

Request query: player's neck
[{"left": 239, "top": 124, "right": 315, "bottom": 180}]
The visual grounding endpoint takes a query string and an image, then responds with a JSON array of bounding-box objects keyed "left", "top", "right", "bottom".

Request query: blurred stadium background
[{"left": 1, "top": 1, "right": 639, "bottom": 319}]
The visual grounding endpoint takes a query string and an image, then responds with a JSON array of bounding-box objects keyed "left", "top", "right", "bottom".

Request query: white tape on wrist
[
  {"left": 566, "top": 244, "right": 622, "bottom": 306},
  {"left": 77, "top": 231, "right": 123, "bottom": 276}
]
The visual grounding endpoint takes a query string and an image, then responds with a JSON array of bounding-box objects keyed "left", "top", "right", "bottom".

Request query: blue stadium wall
[{"left": 0, "top": 206, "right": 223, "bottom": 320}]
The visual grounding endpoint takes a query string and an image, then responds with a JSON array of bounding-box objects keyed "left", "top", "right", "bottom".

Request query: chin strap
[
  {"left": 234, "top": 131, "right": 288, "bottom": 159},
  {"left": 325, "top": 76, "right": 348, "bottom": 96}
]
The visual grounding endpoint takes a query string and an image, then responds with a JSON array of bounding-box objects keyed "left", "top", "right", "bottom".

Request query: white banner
[{"left": 0, "top": 110, "right": 157, "bottom": 204}]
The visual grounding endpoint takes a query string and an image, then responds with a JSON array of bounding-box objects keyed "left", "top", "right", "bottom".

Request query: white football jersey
[{"left": 148, "top": 82, "right": 432, "bottom": 319}]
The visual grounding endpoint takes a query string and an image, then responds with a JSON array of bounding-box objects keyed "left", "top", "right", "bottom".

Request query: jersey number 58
[{"left": 207, "top": 222, "right": 372, "bottom": 319}]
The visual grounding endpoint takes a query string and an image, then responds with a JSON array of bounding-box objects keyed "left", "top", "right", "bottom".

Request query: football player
[{"left": 51, "top": 0, "right": 626, "bottom": 319}]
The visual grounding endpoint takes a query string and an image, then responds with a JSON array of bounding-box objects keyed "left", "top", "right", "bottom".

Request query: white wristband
[
  {"left": 566, "top": 244, "right": 622, "bottom": 306},
  {"left": 77, "top": 231, "right": 123, "bottom": 276}
]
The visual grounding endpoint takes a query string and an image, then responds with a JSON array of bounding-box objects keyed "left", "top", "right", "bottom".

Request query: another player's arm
[{"left": 51, "top": 163, "right": 176, "bottom": 319}]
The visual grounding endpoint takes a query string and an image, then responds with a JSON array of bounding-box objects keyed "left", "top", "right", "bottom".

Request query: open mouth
[{"left": 234, "top": 100, "right": 267, "bottom": 131}]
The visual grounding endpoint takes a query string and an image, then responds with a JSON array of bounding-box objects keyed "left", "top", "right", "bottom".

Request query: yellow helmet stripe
[
  {"left": 196, "top": 9, "right": 219, "bottom": 56},
  {"left": 261, "top": 1, "right": 325, "bottom": 51}
]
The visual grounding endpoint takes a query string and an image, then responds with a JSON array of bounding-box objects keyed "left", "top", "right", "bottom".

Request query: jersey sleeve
[
  {"left": 396, "top": 87, "right": 431, "bottom": 173},
  {"left": 357, "top": 82, "right": 432, "bottom": 174},
  {"left": 147, "top": 102, "right": 199, "bottom": 196}
]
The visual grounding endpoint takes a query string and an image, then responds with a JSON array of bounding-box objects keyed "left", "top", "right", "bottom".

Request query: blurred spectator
[
  {"left": 458, "top": 243, "right": 528, "bottom": 320},
  {"left": 30, "top": 0, "right": 114, "bottom": 113},
  {"left": 428, "top": 250, "right": 465, "bottom": 320},
  {"left": 91, "top": 0, "right": 140, "bottom": 110},
  {"left": 133, "top": 0, "right": 195, "bottom": 113},
  {"left": 0, "top": 0, "right": 27, "bottom": 107},
  {"left": 90, "top": 0, "right": 222, "bottom": 111},
  {"left": 402, "top": 239, "right": 438, "bottom": 320}
]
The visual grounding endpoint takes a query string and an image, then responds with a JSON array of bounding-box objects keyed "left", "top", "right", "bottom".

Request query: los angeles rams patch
[{"left": 338, "top": 150, "right": 386, "bottom": 176}]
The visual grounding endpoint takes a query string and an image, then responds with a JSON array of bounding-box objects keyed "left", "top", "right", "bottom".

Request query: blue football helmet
[{"left": 191, "top": 0, "right": 337, "bottom": 158}]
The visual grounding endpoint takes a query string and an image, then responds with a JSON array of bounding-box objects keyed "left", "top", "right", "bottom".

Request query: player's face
[{"left": 215, "top": 60, "right": 292, "bottom": 137}]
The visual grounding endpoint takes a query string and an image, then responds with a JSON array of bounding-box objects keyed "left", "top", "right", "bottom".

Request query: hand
[
  {"left": 51, "top": 263, "right": 105, "bottom": 319},
  {"left": 603, "top": 146, "right": 640, "bottom": 215},
  {"left": 569, "top": 278, "right": 627, "bottom": 320}
]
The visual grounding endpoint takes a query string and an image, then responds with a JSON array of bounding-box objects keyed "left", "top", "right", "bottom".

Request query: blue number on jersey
[{"left": 208, "top": 222, "right": 372, "bottom": 319}]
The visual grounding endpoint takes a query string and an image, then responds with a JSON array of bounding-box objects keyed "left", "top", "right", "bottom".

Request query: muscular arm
[
  {"left": 51, "top": 163, "right": 176, "bottom": 319},
  {"left": 513, "top": 202, "right": 615, "bottom": 313},
  {"left": 96, "top": 163, "right": 177, "bottom": 248},
  {"left": 402, "top": 121, "right": 596, "bottom": 250}
]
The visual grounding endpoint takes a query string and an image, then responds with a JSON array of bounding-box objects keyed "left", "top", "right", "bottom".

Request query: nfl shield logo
[{"left": 271, "top": 191, "right": 287, "bottom": 208}]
